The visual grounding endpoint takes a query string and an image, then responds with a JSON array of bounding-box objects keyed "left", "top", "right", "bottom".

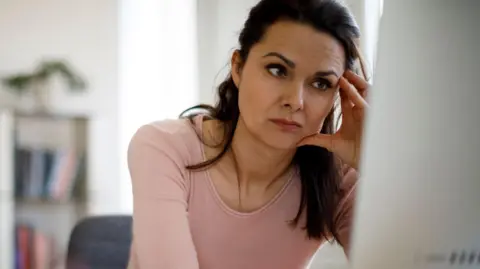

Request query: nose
[{"left": 282, "top": 84, "right": 304, "bottom": 111}]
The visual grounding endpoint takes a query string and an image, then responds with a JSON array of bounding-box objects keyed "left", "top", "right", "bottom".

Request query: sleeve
[
  {"left": 127, "top": 124, "right": 199, "bottom": 269},
  {"left": 334, "top": 166, "right": 359, "bottom": 259}
]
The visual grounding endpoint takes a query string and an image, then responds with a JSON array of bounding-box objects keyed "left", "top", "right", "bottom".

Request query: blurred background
[{"left": 0, "top": 0, "right": 382, "bottom": 268}]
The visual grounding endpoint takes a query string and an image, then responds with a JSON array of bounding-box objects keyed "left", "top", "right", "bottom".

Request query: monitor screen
[{"left": 350, "top": 1, "right": 480, "bottom": 269}]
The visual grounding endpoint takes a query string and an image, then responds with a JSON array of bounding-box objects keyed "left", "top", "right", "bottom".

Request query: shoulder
[
  {"left": 128, "top": 117, "right": 202, "bottom": 167},
  {"left": 340, "top": 165, "right": 358, "bottom": 197},
  {"left": 333, "top": 166, "right": 359, "bottom": 228},
  {"left": 337, "top": 166, "right": 359, "bottom": 211},
  {"left": 127, "top": 117, "right": 203, "bottom": 198}
]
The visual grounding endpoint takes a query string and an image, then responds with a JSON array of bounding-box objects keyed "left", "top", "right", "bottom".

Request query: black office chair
[{"left": 66, "top": 215, "right": 133, "bottom": 269}]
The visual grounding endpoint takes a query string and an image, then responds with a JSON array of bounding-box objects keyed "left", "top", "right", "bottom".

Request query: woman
[{"left": 127, "top": 0, "right": 369, "bottom": 268}]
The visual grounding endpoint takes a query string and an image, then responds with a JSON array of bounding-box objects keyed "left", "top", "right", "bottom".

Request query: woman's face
[{"left": 232, "top": 20, "right": 346, "bottom": 149}]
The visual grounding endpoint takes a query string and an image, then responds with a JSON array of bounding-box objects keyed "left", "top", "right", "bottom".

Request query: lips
[{"left": 270, "top": 118, "right": 302, "bottom": 131}]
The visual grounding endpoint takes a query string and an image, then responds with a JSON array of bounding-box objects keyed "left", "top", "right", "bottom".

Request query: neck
[{"left": 228, "top": 117, "right": 296, "bottom": 188}]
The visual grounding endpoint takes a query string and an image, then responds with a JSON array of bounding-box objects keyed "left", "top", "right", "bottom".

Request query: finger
[
  {"left": 339, "top": 77, "right": 369, "bottom": 108},
  {"left": 339, "top": 85, "right": 354, "bottom": 124},
  {"left": 344, "top": 70, "right": 369, "bottom": 99},
  {"left": 352, "top": 105, "right": 365, "bottom": 122},
  {"left": 340, "top": 85, "right": 353, "bottom": 108},
  {"left": 344, "top": 70, "right": 369, "bottom": 92},
  {"left": 297, "top": 133, "right": 334, "bottom": 152},
  {"left": 361, "top": 89, "right": 369, "bottom": 99}
]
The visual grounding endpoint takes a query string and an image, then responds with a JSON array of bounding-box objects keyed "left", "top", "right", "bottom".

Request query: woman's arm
[
  {"left": 128, "top": 124, "right": 199, "bottom": 269},
  {"left": 335, "top": 167, "right": 359, "bottom": 259}
]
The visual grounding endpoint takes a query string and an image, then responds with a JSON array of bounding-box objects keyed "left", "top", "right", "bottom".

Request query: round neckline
[
  {"left": 204, "top": 166, "right": 295, "bottom": 217},
  {"left": 191, "top": 114, "right": 296, "bottom": 218}
]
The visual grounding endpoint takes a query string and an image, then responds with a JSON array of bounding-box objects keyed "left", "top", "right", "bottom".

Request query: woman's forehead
[{"left": 252, "top": 21, "right": 346, "bottom": 71}]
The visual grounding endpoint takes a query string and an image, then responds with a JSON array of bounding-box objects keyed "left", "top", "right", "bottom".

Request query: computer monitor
[{"left": 350, "top": 1, "right": 480, "bottom": 269}]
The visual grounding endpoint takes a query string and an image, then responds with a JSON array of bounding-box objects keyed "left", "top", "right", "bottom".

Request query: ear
[{"left": 231, "top": 50, "right": 243, "bottom": 88}]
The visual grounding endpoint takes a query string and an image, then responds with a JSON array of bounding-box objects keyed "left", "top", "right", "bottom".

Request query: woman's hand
[{"left": 298, "top": 70, "right": 369, "bottom": 170}]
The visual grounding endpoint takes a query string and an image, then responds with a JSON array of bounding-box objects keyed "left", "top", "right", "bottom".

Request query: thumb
[{"left": 297, "top": 133, "right": 334, "bottom": 151}]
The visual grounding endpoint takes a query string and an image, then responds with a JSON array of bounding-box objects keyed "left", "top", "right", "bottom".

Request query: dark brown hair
[{"left": 181, "top": 0, "right": 366, "bottom": 242}]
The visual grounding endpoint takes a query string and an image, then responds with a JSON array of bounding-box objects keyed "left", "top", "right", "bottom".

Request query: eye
[
  {"left": 312, "top": 78, "right": 333, "bottom": 91},
  {"left": 266, "top": 64, "right": 287, "bottom": 78}
]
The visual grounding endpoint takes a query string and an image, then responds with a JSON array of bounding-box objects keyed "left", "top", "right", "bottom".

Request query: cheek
[
  {"left": 238, "top": 68, "right": 280, "bottom": 118},
  {"left": 304, "top": 91, "right": 337, "bottom": 129}
]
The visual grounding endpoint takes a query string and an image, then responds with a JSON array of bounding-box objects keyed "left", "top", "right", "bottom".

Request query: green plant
[{"left": 2, "top": 60, "right": 87, "bottom": 94}]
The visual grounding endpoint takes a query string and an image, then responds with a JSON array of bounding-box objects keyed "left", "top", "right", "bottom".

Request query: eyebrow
[
  {"left": 313, "top": 70, "right": 339, "bottom": 78},
  {"left": 262, "top": 51, "right": 339, "bottom": 78},
  {"left": 263, "top": 52, "right": 295, "bottom": 68}
]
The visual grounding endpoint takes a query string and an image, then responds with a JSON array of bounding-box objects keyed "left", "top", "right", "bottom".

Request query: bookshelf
[{"left": 0, "top": 108, "right": 90, "bottom": 269}]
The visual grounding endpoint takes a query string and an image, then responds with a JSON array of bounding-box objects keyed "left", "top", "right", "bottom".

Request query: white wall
[
  {"left": 356, "top": 0, "right": 383, "bottom": 76},
  {"left": 0, "top": 0, "right": 122, "bottom": 214},
  {"left": 197, "top": 0, "right": 259, "bottom": 104},
  {"left": 118, "top": 0, "right": 199, "bottom": 212}
]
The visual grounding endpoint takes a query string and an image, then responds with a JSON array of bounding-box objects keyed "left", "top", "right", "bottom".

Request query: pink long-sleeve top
[{"left": 127, "top": 115, "right": 358, "bottom": 269}]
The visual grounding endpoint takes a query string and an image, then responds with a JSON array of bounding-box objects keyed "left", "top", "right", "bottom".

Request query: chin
[{"left": 261, "top": 134, "right": 301, "bottom": 150}]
